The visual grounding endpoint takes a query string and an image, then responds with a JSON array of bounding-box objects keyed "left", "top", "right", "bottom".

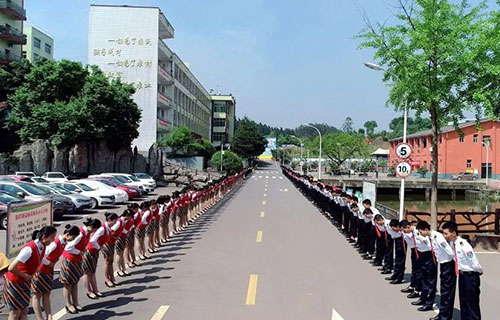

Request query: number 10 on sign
[{"left": 396, "top": 161, "right": 412, "bottom": 178}]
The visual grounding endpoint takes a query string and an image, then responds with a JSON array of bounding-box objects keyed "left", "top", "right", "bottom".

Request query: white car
[
  {"left": 42, "top": 184, "right": 93, "bottom": 211},
  {"left": 15, "top": 171, "right": 37, "bottom": 177},
  {"left": 100, "top": 173, "right": 153, "bottom": 193},
  {"left": 133, "top": 173, "right": 157, "bottom": 189},
  {"left": 53, "top": 182, "right": 115, "bottom": 209},
  {"left": 77, "top": 179, "right": 129, "bottom": 203},
  {"left": 42, "top": 172, "right": 69, "bottom": 182}
]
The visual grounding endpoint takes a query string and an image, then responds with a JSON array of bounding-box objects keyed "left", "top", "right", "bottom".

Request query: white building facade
[{"left": 88, "top": 5, "right": 212, "bottom": 153}]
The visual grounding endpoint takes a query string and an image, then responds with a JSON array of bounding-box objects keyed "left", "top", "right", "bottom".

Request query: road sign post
[{"left": 395, "top": 142, "right": 412, "bottom": 220}]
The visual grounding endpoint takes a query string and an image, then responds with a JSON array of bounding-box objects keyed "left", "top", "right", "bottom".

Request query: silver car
[{"left": 42, "top": 184, "right": 93, "bottom": 211}]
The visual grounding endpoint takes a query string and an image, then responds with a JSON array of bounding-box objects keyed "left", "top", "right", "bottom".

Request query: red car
[
  {"left": 0, "top": 175, "right": 33, "bottom": 182},
  {"left": 89, "top": 177, "right": 141, "bottom": 199}
]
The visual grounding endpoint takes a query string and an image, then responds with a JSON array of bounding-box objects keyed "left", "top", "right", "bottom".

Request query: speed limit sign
[
  {"left": 396, "top": 161, "right": 412, "bottom": 177},
  {"left": 396, "top": 143, "right": 412, "bottom": 159}
]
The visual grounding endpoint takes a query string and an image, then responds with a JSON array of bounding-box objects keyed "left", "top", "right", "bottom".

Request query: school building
[{"left": 389, "top": 119, "right": 499, "bottom": 179}]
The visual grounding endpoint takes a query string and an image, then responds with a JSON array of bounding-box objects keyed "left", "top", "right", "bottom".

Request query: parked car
[
  {"left": 53, "top": 182, "right": 115, "bottom": 209},
  {"left": 132, "top": 173, "right": 157, "bottom": 189},
  {"left": 0, "top": 182, "right": 73, "bottom": 219},
  {"left": 451, "top": 172, "right": 478, "bottom": 181},
  {"left": 76, "top": 180, "right": 128, "bottom": 203},
  {"left": 0, "top": 191, "right": 27, "bottom": 230},
  {"left": 42, "top": 172, "right": 69, "bottom": 182},
  {"left": 0, "top": 175, "right": 33, "bottom": 182},
  {"left": 40, "top": 184, "right": 93, "bottom": 211},
  {"left": 101, "top": 173, "right": 154, "bottom": 193},
  {"left": 15, "top": 172, "right": 37, "bottom": 177},
  {"left": 30, "top": 177, "right": 50, "bottom": 184},
  {"left": 89, "top": 177, "right": 141, "bottom": 200}
]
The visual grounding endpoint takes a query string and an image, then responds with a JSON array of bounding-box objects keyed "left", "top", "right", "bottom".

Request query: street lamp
[
  {"left": 303, "top": 123, "right": 322, "bottom": 180},
  {"left": 291, "top": 135, "right": 304, "bottom": 173},
  {"left": 364, "top": 62, "right": 407, "bottom": 220}
]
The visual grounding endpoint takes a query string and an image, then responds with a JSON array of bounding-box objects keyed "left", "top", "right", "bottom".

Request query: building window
[
  {"left": 214, "top": 102, "right": 226, "bottom": 113},
  {"left": 212, "top": 132, "right": 225, "bottom": 142},
  {"left": 422, "top": 138, "right": 427, "bottom": 148},
  {"left": 34, "top": 53, "right": 40, "bottom": 61},
  {"left": 213, "top": 118, "right": 226, "bottom": 127},
  {"left": 459, "top": 136, "right": 464, "bottom": 143},
  {"left": 467, "top": 160, "right": 472, "bottom": 168},
  {"left": 423, "top": 160, "right": 427, "bottom": 169},
  {"left": 439, "top": 136, "right": 442, "bottom": 144},
  {"left": 417, "top": 139, "right": 420, "bottom": 147},
  {"left": 473, "top": 134, "right": 478, "bottom": 143},
  {"left": 483, "top": 135, "right": 491, "bottom": 146},
  {"left": 45, "top": 43, "right": 52, "bottom": 54},
  {"left": 34, "top": 37, "right": 41, "bottom": 49}
]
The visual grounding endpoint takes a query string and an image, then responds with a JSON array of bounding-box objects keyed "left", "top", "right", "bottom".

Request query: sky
[{"left": 24, "top": 0, "right": 498, "bottom": 131}]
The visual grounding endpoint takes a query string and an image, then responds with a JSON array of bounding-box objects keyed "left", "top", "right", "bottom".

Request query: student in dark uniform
[
  {"left": 414, "top": 221, "right": 438, "bottom": 312},
  {"left": 385, "top": 219, "right": 405, "bottom": 284},
  {"left": 4, "top": 227, "right": 56, "bottom": 320},
  {"left": 442, "top": 221, "right": 482, "bottom": 320}
]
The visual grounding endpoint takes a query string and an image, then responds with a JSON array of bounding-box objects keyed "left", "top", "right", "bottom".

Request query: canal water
[{"left": 378, "top": 192, "right": 500, "bottom": 213}]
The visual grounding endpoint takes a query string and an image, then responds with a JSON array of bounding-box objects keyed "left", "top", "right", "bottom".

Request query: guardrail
[{"left": 405, "top": 209, "right": 500, "bottom": 235}]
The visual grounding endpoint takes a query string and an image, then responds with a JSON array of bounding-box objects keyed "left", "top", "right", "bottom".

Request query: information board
[
  {"left": 362, "top": 180, "right": 377, "bottom": 206},
  {"left": 6, "top": 201, "right": 52, "bottom": 259}
]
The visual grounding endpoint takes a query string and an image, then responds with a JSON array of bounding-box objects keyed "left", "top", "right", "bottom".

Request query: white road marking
[
  {"left": 279, "top": 177, "right": 283, "bottom": 179},
  {"left": 151, "top": 305, "right": 170, "bottom": 320},
  {"left": 258, "top": 176, "right": 262, "bottom": 178},
  {"left": 265, "top": 176, "right": 269, "bottom": 179},
  {"left": 331, "top": 308, "right": 344, "bottom": 320},
  {"left": 53, "top": 308, "right": 66, "bottom": 320},
  {"left": 272, "top": 176, "right": 276, "bottom": 179},
  {"left": 475, "top": 251, "right": 500, "bottom": 255}
]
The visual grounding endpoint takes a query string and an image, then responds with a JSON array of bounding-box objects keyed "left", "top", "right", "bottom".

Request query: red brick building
[{"left": 389, "top": 119, "right": 498, "bottom": 179}]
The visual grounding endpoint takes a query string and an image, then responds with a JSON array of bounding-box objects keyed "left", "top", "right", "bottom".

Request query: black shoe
[
  {"left": 390, "top": 279, "right": 403, "bottom": 284},
  {"left": 377, "top": 267, "right": 386, "bottom": 271},
  {"left": 401, "top": 286, "right": 413, "bottom": 293},
  {"left": 385, "top": 276, "right": 395, "bottom": 281},
  {"left": 418, "top": 305, "right": 434, "bottom": 312},
  {"left": 411, "top": 299, "right": 425, "bottom": 306},
  {"left": 407, "top": 292, "right": 420, "bottom": 299},
  {"left": 429, "top": 314, "right": 440, "bottom": 320},
  {"left": 381, "top": 269, "right": 392, "bottom": 275},
  {"left": 362, "top": 255, "right": 372, "bottom": 260}
]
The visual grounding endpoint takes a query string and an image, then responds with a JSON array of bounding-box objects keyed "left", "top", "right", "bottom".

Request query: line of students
[
  {"left": 283, "top": 167, "right": 483, "bottom": 320},
  {"left": 2, "top": 171, "right": 247, "bottom": 320}
]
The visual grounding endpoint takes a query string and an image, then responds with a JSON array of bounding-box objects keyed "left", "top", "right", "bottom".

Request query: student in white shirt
[{"left": 442, "top": 221, "right": 482, "bottom": 320}]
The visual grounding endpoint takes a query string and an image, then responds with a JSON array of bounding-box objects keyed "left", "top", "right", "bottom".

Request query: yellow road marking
[
  {"left": 246, "top": 274, "right": 259, "bottom": 305},
  {"left": 262, "top": 200, "right": 266, "bottom": 205},
  {"left": 151, "top": 305, "right": 170, "bottom": 320},
  {"left": 260, "top": 211, "right": 265, "bottom": 218},
  {"left": 256, "top": 231, "right": 263, "bottom": 242},
  {"left": 53, "top": 309, "right": 66, "bottom": 320}
]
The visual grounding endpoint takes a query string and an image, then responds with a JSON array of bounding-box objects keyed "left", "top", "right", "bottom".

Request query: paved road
[{"left": 2, "top": 161, "right": 499, "bottom": 319}]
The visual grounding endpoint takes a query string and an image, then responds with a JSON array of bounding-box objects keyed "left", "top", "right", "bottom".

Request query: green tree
[
  {"left": 388, "top": 116, "right": 431, "bottom": 139},
  {"left": 363, "top": 121, "right": 378, "bottom": 138},
  {"left": 358, "top": 128, "right": 366, "bottom": 136},
  {"left": 315, "top": 132, "right": 369, "bottom": 170},
  {"left": 190, "top": 139, "right": 216, "bottom": 158},
  {"left": 6, "top": 61, "right": 140, "bottom": 150},
  {"left": 158, "top": 126, "right": 193, "bottom": 156},
  {"left": 211, "top": 150, "right": 243, "bottom": 174},
  {"left": 341, "top": 117, "right": 354, "bottom": 133},
  {"left": 0, "top": 60, "right": 32, "bottom": 152},
  {"left": 232, "top": 117, "right": 267, "bottom": 159},
  {"left": 358, "top": 0, "right": 494, "bottom": 228}
]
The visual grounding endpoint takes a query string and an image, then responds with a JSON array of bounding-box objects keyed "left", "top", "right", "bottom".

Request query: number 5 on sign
[
  {"left": 396, "top": 143, "right": 412, "bottom": 159},
  {"left": 396, "top": 161, "right": 412, "bottom": 178}
]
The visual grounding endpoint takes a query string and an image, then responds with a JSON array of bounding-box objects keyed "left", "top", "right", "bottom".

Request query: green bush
[{"left": 211, "top": 150, "right": 243, "bottom": 174}]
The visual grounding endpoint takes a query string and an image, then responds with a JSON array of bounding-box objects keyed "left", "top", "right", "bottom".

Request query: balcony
[
  {"left": 0, "top": 51, "right": 22, "bottom": 65},
  {"left": 0, "top": 1, "right": 26, "bottom": 20},
  {"left": 0, "top": 25, "right": 26, "bottom": 45},
  {"left": 158, "top": 40, "right": 173, "bottom": 62},
  {"left": 157, "top": 92, "right": 173, "bottom": 108},
  {"left": 157, "top": 117, "right": 172, "bottom": 133},
  {"left": 158, "top": 66, "right": 173, "bottom": 85},
  {"left": 159, "top": 13, "right": 174, "bottom": 39}
]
